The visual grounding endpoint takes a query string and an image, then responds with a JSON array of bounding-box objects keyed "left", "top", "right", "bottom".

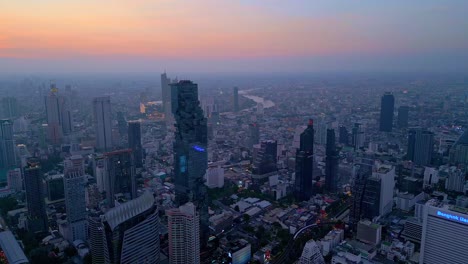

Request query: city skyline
[{"left": 1, "top": 0, "right": 468, "bottom": 73}]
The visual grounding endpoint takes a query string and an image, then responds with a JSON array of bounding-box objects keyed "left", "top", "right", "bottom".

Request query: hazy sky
[{"left": 1, "top": 0, "right": 467, "bottom": 73}]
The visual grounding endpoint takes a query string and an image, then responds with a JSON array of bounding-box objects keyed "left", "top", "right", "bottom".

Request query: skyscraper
[
  {"left": 93, "top": 96, "right": 113, "bottom": 151},
  {"left": 233, "top": 87, "right": 239, "bottom": 112},
  {"left": 248, "top": 123, "right": 260, "bottom": 149},
  {"left": 102, "top": 192, "right": 160, "bottom": 264},
  {"left": 128, "top": 121, "right": 143, "bottom": 168},
  {"left": 1, "top": 97, "right": 18, "bottom": 119},
  {"left": 325, "top": 129, "right": 339, "bottom": 193},
  {"left": 103, "top": 149, "right": 136, "bottom": 208},
  {"left": 397, "top": 106, "right": 409, "bottom": 128},
  {"left": 63, "top": 155, "right": 87, "bottom": 242},
  {"left": 295, "top": 119, "right": 314, "bottom": 202},
  {"left": 351, "top": 123, "right": 364, "bottom": 150},
  {"left": 349, "top": 163, "right": 372, "bottom": 229},
  {"left": 45, "top": 84, "right": 63, "bottom": 144},
  {"left": 171, "top": 80, "right": 209, "bottom": 246},
  {"left": 379, "top": 92, "right": 394, "bottom": 132},
  {"left": 0, "top": 119, "right": 16, "bottom": 169},
  {"left": 24, "top": 159, "right": 47, "bottom": 232},
  {"left": 167, "top": 202, "right": 200, "bottom": 264},
  {"left": 407, "top": 129, "right": 434, "bottom": 166},
  {"left": 338, "top": 125, "right": 349, "bottom": 145},
  {"left": 161, "top": 72, "right": 173, "bottom": 123}
]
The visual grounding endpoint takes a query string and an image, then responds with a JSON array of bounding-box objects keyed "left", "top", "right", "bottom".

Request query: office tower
[
  {"left": 171, "top": 80, "right": 209, "bottom": 246},
  {"left": 299, "top": 239, "right": 325, "bottom": 264},
  {"left": 61, "top": 97, "right": 73, "bottom": 135},
  {"left": 361, "top": 165, "right": 395, "bottom": 220},
  {"left": 295, "top": 119, "right": 314, "bottom": 202},
  {"left": 407, "top": 129, "right": 434, "bottom": 166},
  {"left": 338, "top": 125, "right": 349, "bottom": 145},
  {"left": 161, "top": 72, "right": 173, "bottom": 123},
  {"left": 24, "top": 159, "right": 47, "bottom": 232},
  {"left": 445, "top": 167, "right": 465, "bottom": 193},
  {"left": 356, "top": 220, "right": 382, "bottom": 245},
  {"left": 379, "top": 92, "right": 394, "bottom": 132},
  {"left": 63, "top": 155, "right": 87, "bottom": 242},
  {"left": 93, "top": 96, "right": 113, "bottom": 151},
  {"left": 167, "top": 202, "right": 200, "bottom": 264},
  {"left": 449, "top": 130, "right": 468, "bottom": 165},
  {"left": 128, "top": 121, "right": 143, "bottom": 168},
  {"left": 205, "top": 166, "right": 224, "bottom": 189},
  {"left": 0, "top": 119, "right": 16, "bottom": 169},
  {"left": 201, "top": 97, "right": 217, "bottom": 118},
  {"left": 349, "top": 164, "right": 372, "bottom": 228},
  {"left": 117, "top": 111, "right": 127, "bottom": 137},
  {"left": 103, "top": 149, "right": 136, "bottom": 208},
  {"left": 7, "top": 168, "right": 22, "bottom": 192},
  {"left": 420, "top": 201, "right": 468, "bottom": 264},
  {"left": 351, "top": 123, "right": 364, "bottom": 150},
  {"left": 230, "top": 240, "right": 251, "bottom": 264},
  {"left": 1, "top": 97, "right": 18, "bottom": 119},
  {"left": 45, "top": 173, "right": 64, "bottom": 202},
  {"left": 325, "top": 129, "right": 339, "bottom": 193},
  {"left": 248, "top": 123, "right": 260, "bottom": 149},
  {"left": 397, "top": 106, "right": 409, "bottom": 128},
  {"left": 45, "top": 85, "right": 63, "bottom": 144},
  {"left": 253, "top": 140, "right": 277, "bottom": 175},
  {"left": 88, "top": 213, "right": 105, "bottom": 264},
  {"left": 233, "top": 87, "right": 239, "bottom": 112},
  {"left": 102, "top": 192, "right": 160, "bottom": 264}
]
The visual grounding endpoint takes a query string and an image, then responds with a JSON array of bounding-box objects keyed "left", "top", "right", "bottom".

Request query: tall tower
[
  {"left": 407, "top": 129, "right": 434, "bottom": 166},
  {"left": 1, "top": 97, "right": 18, "bottom": 119},
  {"left": 161, "top": 72, "right": 173, "bottom": 123},
  {"left": 24, "top": 159, "right": 47, "bottom": 232},
  {"left": 397, "top": 106, "right": 409, "bottom": 128},
  {"left": 325, "top": 129, "right": 339, "bottom": 193},
  {"left": 294, "top": 119, "right": 314, "bottom": 202},
  {"left": 63, "top": 155, "right": 87, "bottom": 242},
  {"left": 128, "top": 121, "right": 143, "bottom": 168},
  {"left": 0, "top": 119, "right": 16, "bottom": 169},
  {"left": 103, "top": 149, "right": 136, "bottom": 208},
  {"left": 167, "top": 202, "right": 200, "bottom": 264},
  {"left": 248, "top": 123, "right": 260, "bottom": 149},
  {"left": 93, "top": 96, "right": 113, "bottom": 151},
  {"left": 233, "top": 87, "right": 239, "bottom": 112},
  {"left": 379, "top": 92, "right": 394, "bottom": 132},
  {"left": 45, "top": 84, "right": 63, "bottom": 144},
  {"left": 171, "top": 80, "right": 209, "bottom": 246},
  {"left": 102, "top": 192, "right": 160, "bottom": 264}
]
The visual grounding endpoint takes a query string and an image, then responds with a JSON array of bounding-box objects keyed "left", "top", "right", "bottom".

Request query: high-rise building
[
  {"left": 379, "top": 92, "right": 394, "bottom": 132},
  {"left": 167, "top": 202, "right": 200, "bottom": 264},
  {"left": 127, "top": 121, "right": 143, "bottom": 168},
  {"left": 93, "top": 96, "right": 113, "bottom": 151},
  {"left": 63, "top": 155, "right": 87, "bottom": 242},
  {"left": 338, "top": 125, "right": 349, "bottom": 145},
  {"left": 449, "top": 130, "right": 468, "bottom": 166},
  {"left": 299, "top": 239, "right": 325, "bottom": 264},
  {"left": 7, "top": 168, "right": 22, "bottom": 192},
  {"left": 253, "top": 140, "right": 277, "bottom": 175},
  {"left": 445, "top": 167, "right": 465, "bottom": 193},
  {"left": 407, "top": 129, "right": 434, "bottom": 166},
  {"left": 233, "top": 87, "right": 239, "bottom": 112},
  {"left": 325, "top": 129, "right": 339, "bottom": 193},
  {"left": 102, "top": 192, "right": 160, "bottom": 264},
  {"left": 295, "top": 120, "right": 314, "bottom": 202},
  {"left": 171, "top": 80, "right": 209, "bottom": 246},
  {"left": 420, "top": 201, "right": 468, "bottom": 264},
  {"left": 397, "top": 106, "right": 409, "bottom": 128},
  {"left": 349, "top": 163, "right": 372, "bottom": 228},
  {"left": 103, "top": 149, "right": 136, "bottom": 208},
  {"left": 24, "top": 159, "right": 47, "bottom": 232},
  {"left": 61, "top": 97, "right": 73, "bottom": 135},
  {"left": 161, "top": 72, "right": 173, "bottom": 123},
  {"left": 0, "top": 119, "right": 16, "bottom": 169},
  {"left": 1, "top": 97, "right": 18, "bottom": 119},
  {"left": 351, "top": 123, "right": 364, "bottom": 150},
  {"left": 45, "top": 85, "right": 63, "bottom": 144},
  {"left": 88, "top": 212, "right": 106, "bottom": 264},
  {"left": 361, "top": 165, "right": 395, "bottom": 220},
  {"left": 248, "top": 123, "right": 260, "bottom": 149},
  {"left": 117, "top": 111, "right": 127, "bottom": 137},
  {"left": 356, "top": 220, "right": 382, "bottom": 245}
]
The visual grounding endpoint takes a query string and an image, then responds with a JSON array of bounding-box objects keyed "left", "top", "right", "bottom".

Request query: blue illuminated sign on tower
[{"left": 193, "top": 145, "right": 205, "bottom": 152}]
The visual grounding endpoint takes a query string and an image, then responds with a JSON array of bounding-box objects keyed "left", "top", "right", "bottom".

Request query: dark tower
[
  {"left": 325, "top": 129, "right": 339, "bottom": 193},
  {"left": 379, "top": 92, "right": 394, "bottom": 132},
  {"left": 171, "top": 80, "right": 209, "bottom": 246},
  {"left": 338, "top": 125, "right": 349, "bottom": 145},
  {"left": 233, "top": 87, "right": 239, "bottom": 112},
  {"left": 397, "top": 106, "right": 409, "bottom": 128},
  {"left": 248, "top": 123, "right": 260, "bottom": 148},
  {"left": 24, "top": 159, "right": 48, "bottom": 233},
  {"left": 128, "top": 121, "right": 143, "bottom": 168},
  {"left": 407, "top": 129, "right": 434, "bottom": 166},
  {"left": 294, "top": 119, "right": 314, "bottom": 202},
  {"left": 104, "top": 149, "right": 136, "bottom": 208}
]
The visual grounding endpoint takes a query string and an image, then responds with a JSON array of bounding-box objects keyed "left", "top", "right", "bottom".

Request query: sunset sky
[{"left": 1, "top": 0, "right": 467, "bottom": 73}]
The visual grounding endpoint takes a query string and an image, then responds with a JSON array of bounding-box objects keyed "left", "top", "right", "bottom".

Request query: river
[{"left": 239, "top": 90, "right": 275, "bottom": 109}]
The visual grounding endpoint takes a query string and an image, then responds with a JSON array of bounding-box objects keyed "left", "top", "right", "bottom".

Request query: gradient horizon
[{"left": 1, "top": 0, "right": 467, "bottom": 73}]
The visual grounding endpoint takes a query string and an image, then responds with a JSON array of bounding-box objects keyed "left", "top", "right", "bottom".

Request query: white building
[
  {"left": 419, "top": 200, "right": 468, "bottom": 264},
  {"left": 372, "top": 164, "right": 395, "bottom": 216},
  {"left": 205, "top": 166, "right": 224, "bottom": 188},
  {"left": 423, "top": 167, "right": 439, "bottom": 187},
  {"left": 167, "top": 202, "right": 200, "bottom": 264},
  {"left": 357, "top": 220, "right": 381, "bottom": 245},
  {"left": 319, "top": 229, "right": 344, "bottom": 256},
  {"left": 93, "top": 96, "right": 113, "bottom": 151},
  {"left": 299, "top": 239, "right": 325, "bottom": 264},
  {"left": 445, "top": 167, "right": 465, "bottom": 192}
]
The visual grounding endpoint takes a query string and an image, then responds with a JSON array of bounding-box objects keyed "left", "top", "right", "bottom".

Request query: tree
[
  {"left": 243, "top": 214, "right": 250, "bottom": 222},
  {"left": 234, "top": 205, "right": 240, "bottom": 212},
  {"left": 0, "top": 196, "right": 18, "bottom": 217}
]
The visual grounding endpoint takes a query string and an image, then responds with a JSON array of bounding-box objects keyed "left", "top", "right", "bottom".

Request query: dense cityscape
[{"left": 1, "top": 1, "right": 468, "bottom": 264}]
